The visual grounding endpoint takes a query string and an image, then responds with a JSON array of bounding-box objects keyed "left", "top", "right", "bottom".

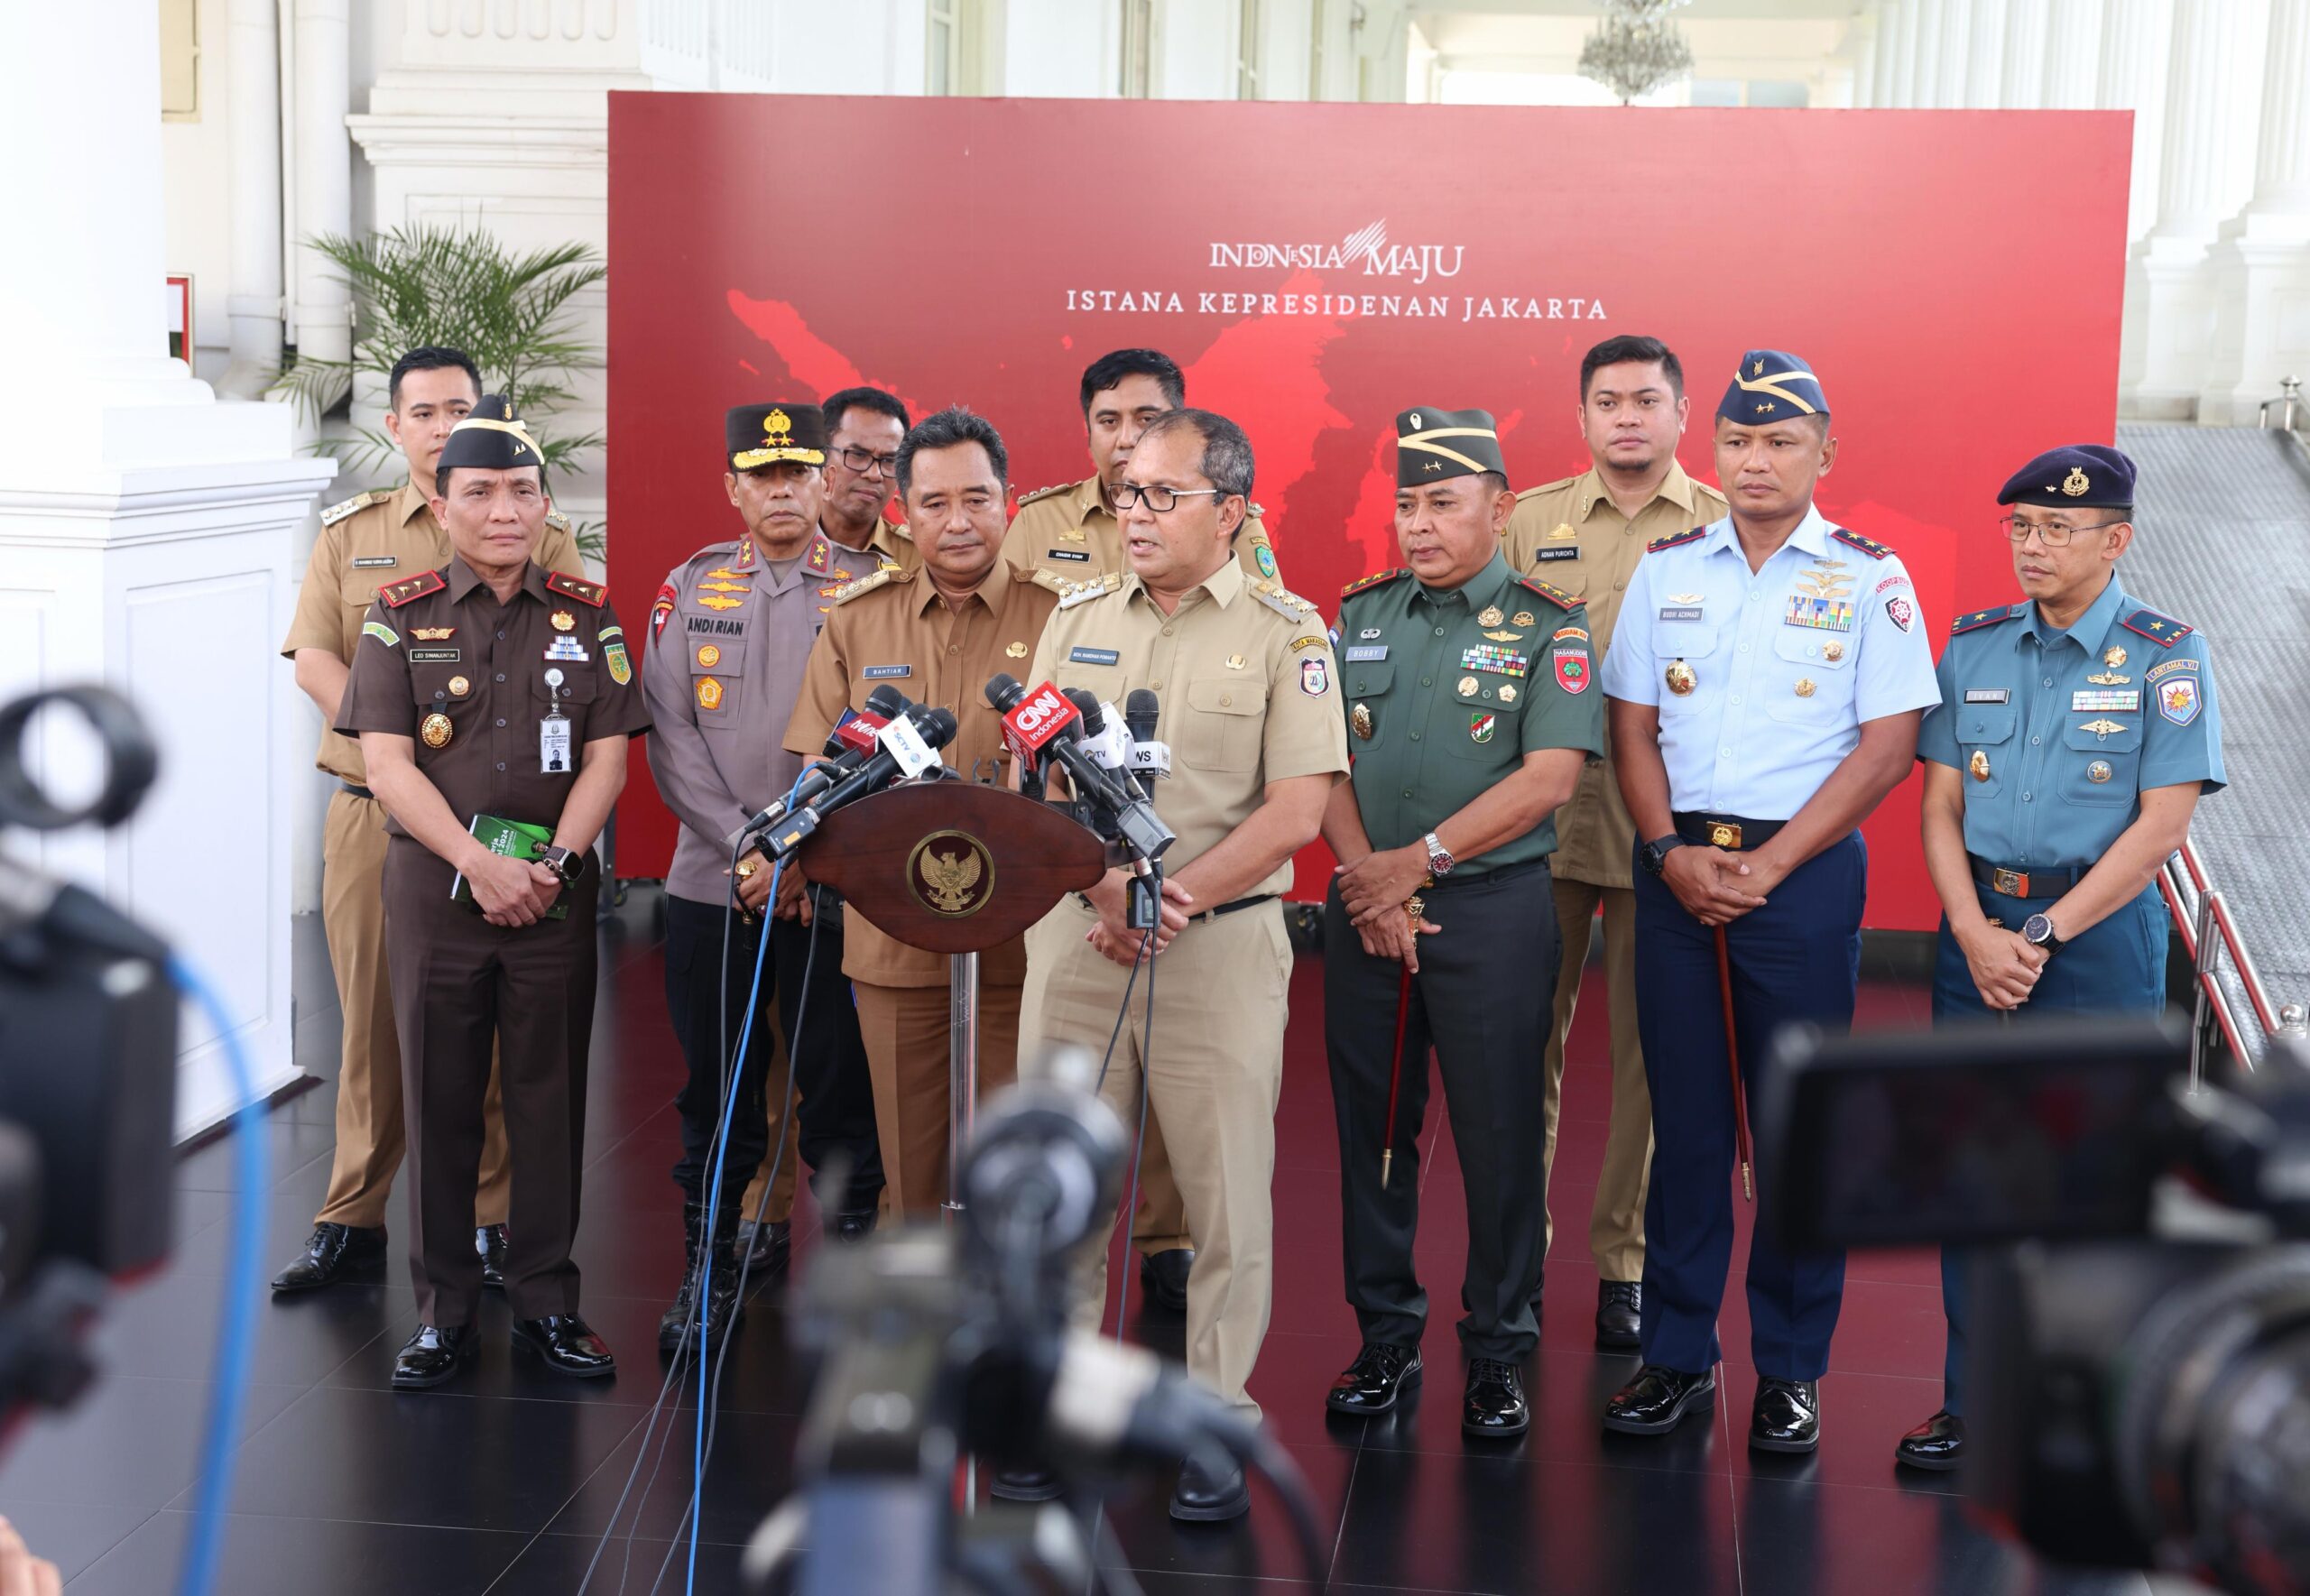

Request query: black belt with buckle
[
  {"left": 1672, "top": 811, "right": 1786, "bottom": 852},
  {"left": 1186, "top": 892, "right": 1278, "bottom": 924},
  {"left": 341, "top": 782, "right": 375, "bottom": 801},
  {"left": 1969, "top": 855, "right": 2087, "bottom": 899}
]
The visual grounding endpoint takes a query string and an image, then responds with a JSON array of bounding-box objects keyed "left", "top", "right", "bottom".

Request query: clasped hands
[
  {"left": 462, "top": 846, "right": 563, "bottom": 927},
  {"left": 1335, "top": 845, "right": 1440, "bottom": 971}
]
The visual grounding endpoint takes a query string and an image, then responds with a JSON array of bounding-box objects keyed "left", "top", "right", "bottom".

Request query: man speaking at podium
[
  {"left": 786, "top": 406, "right": 1068, "bottom": 1219},
  {"left": 1013, "top": 408, "right": 1348, "bottom": 1522}
]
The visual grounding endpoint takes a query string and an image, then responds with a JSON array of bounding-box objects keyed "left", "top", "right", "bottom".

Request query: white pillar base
[
  {"left": 2197, "top": 209, "right": 2310, "bottom": 424},
  {"left": 2122, "top": 235, "right": 2224, "bottom": 420}
]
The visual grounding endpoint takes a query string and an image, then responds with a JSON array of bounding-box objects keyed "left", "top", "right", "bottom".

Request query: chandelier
[{"left": 1578, "top": 0, "right": 1696, "bottom": 105}]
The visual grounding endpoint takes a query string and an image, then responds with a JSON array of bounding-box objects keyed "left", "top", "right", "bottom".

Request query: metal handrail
[
  {"left": 2259, "top": 375, "right": 2305, "bottom": 434},
  {"left": 2159, "top": 837, "right": 2283, "bottom": 1077}
]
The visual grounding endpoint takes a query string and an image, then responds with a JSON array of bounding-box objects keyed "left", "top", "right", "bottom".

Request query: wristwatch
[
  {"left": 1422, "top": 831, "right": 1456, "bottom": 878},
  {"left": 1639, "top": 835, "right": 1686, "bottom": 877},
  {"left": 538, "top": 844, "right": 585, "bottom": 887},
  {"left": 2020, "top": 913, "right": 2065, "bottom": 955}
]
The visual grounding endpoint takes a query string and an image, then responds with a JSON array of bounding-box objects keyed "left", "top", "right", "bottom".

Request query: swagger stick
[
  {"left": 1714, "top": 924, "right": 1754, "bottom": 1203},
  {"left": 1378, "top": 890, "right": 1426, "bottom": 1189}
]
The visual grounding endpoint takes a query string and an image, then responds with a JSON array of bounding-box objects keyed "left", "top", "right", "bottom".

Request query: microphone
[
  {"left": 731, "top": 686, "right": 913, "bottom": 847},
  {"left": 1064, "top": 689, "right": 1133, "bottom": 780},
  {"left": 759, "top": 704, "right": 960, "bottom": 862},
  {"left": 986, "top": 675, "right": 1173, "bottom": 866},
  {"left": 1123, "top": 688, "right": 1169, "bottom": 780}
]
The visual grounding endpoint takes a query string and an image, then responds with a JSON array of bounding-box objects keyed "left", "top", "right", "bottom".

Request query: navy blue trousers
[
  {"left": 1632, "top": 831, "right": 1864, "bottom": 1379},
  {"left": 1931, "top": 881, "right": 2166, "bottom": 1414}
]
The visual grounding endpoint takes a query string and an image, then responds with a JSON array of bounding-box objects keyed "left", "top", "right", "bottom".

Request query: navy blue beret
[{"left": 1997, "top": 444, "right": 2135, "bottom": 510}]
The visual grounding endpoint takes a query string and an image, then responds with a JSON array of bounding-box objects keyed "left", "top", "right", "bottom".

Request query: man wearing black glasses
[{"left": 820, "top": 386, "right": 919, "bottom": 572}]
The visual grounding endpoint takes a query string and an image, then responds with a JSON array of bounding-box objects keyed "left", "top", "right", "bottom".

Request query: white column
[
  {"left": 1894, "top": 0, "right": 1928, "bottom": 106},
  {"left": 1853, "top": 14, "right": 1880, "bottom": 107},
  {"left": 291, "top": 0, "right": 353, "bottom": 370},
  {"left": 2099, "top": 0, "right": 2176, "bottom": 243},
  {"left": 2001, "top": 0, "right": 2050, "bottom": 108},
  {"left": 220, "top": 0, "right": 284, "bottom": 398},
  {"left": 2041, "top": 0, "right": 2108, "bottom": 108},
  {"left": 1872, "top": 0, "right": 1905, "bottom": 106},
  {"left": 1968, "top": 0, "right": 2010, "bottom": 107},
  {"left": 2121, "top": 0, "right": 2273, "bottom": 416},
  {"left": 1933, "top": 0, "right": 1974, "bottom": 107},
  {"left": 0, "top": 0, "right": 334, "bottom": 1137},
  {"left": 2200, "top": 0, "right": 2310, "bottom": 421}
]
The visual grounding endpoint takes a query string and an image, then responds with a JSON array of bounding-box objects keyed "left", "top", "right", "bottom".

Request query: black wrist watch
[
  {"left": 1639, "top": 835, "right": 1686, "bottom": 877},
  {"left": 2020, "top": 912, "right": 2064, "bottom": 955},
  {"left": 539, "top": 844, "right": 585, "bottom": 887}
]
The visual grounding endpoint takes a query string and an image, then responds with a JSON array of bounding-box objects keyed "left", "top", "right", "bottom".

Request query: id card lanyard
[{"left": 541, "top": 668, "right": 573, "bottom": 773}]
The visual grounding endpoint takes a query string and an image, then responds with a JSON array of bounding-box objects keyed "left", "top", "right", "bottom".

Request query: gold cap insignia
[
  {"left": 2062, "top": 466, "right": 2090, "bottom": 497},
  {"left": 764, "top": 408, "right": 793, "bottom": 446}
]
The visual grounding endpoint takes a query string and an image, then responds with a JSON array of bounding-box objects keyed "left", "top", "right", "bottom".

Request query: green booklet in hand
[{"left": 451, "top": 814, "right": 569, "bottom": 921}]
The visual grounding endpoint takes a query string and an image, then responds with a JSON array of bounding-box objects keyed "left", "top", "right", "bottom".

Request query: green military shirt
[{"left": 1332, "top": 550, "right": 1603, "bottom": 871}]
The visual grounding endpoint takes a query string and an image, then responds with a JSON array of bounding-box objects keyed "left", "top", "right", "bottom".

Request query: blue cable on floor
[{"left": 168, "top": 955, "right": 271, "bottom": 1596}]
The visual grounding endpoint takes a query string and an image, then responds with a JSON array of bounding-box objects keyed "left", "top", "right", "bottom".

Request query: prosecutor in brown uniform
[
  {"left": 275, "top": 345, "right": 584, "bottom": 1295},
  {"left": 1015, "top": 408, "right": 1347, "bottom": 1523},
  {"left": 1499, "top": 335, "right": 1726, "bottom": 1351},
  {"left": 786, "top": 407, "right": 1067, "bottom": 1219},
  {"left": 642, "top": 402, "right": 887, "bottom": 1358},
  {"left": 337, "top": 397, "right": 651, "bottom": 1388}
]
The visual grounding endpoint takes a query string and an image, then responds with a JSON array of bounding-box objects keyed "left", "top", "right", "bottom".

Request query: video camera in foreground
[{"left": 1762, "top": 1013, "right": 2310, "bottom": 1596}]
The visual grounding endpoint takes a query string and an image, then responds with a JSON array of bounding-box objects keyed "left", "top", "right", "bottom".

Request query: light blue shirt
[
  {"left": 1601, "top": 504, "right": 1942, "bottom": 820},
  {"left": 1916, "top": 573, "right": 2224, "bottom": 869}
]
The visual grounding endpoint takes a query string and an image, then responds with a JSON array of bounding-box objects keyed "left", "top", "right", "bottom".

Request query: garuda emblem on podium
[{"left": 909, "top": 830, "right": 995, "bottom": 918}]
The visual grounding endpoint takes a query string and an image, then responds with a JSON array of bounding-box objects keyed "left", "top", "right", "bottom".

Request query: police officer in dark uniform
[
  {"left": 1895, "top": 444, "right": 2225, "bottom": 1470},
  {"left": 1320, "top": 408, "right": 1602, "bottom": 1438},
  {"left": 338, "top": 396, "right": 653, "bottom": 1388}
]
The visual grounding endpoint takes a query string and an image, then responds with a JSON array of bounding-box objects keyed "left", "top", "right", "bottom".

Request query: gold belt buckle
[
  {"left": 1707, "top": 821, "right": 1742, "bottom": 850},
  {"left": 1991, "top": 867, "right": 2028, "bottom": 898}
]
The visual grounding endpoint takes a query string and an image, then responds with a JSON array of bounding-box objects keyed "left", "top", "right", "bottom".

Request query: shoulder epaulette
[
  {"left": 546, "top": 570, "right": 606, "bottom": 608},
  {"left": 1057, "top": 571, "right": 1123, "bottom": 610},
  {"left": 1647, "top": 525, "right": 1708, "bottom": 553},
  {"left": 1513, "top": 473, "right": 1583, "bottom": 503},
  {"left": 1516, "top": 575, "right": 1579, "bottom": 610},
  {"left": 831, "top": 568, "right": 893, "bottom": 605},
  {"left": 1247, "top": 502, "right": 1268, "bottom": 521},
  {"left": 379, "top": 568, "right": 446, "bottom": 608},
  {"left": 1340, "top": 567, "right": 1410, "bottom": 600},
  {"left": 1250, "top": 579, "right": 1316, "bottom": 621},
  {"left": 1014, "top": 482, "right": 1076, "bottom": 508},
  {"left": 2120, "top": 606, "right": 2193, "bottom": 648},
  {"left": 1026, "top": 567, "right": 1074, "bottom": 598},
  {"left": 319, "top": 488, "right": 390, "bottom": 528},
  {"left": 1950, "top": 604, "right": 2020, "bottom": 636},
  {"left": 543, "top": 508, "right": 571, "bottom": 532},
  {"left": 1830, "top": 527, "right": 1894, "bottom": 560}
]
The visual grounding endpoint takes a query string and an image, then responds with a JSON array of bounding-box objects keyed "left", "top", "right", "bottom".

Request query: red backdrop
[{"left": 607, "top": 94, "right": 2130, "bottom": 931}]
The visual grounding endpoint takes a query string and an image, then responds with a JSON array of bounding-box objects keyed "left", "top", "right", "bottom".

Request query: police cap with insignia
[
  {"left": 728, "top": 402, "right": 827, "bottom": 471},
  {"left": 1719, "top": 350, "right": 1828, "bottom": 422},
  {"left": 1996, "top": 443, "right": 2136, "bottom": 511},
  {"left": 1395, "top": 407, "right": 1506, "bottom": 486},
  {"left": 434, "top": 394, "right": 545, "bottom": 487}
]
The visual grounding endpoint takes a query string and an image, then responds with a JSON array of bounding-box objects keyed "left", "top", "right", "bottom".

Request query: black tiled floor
[{"left": 2, "top": 898, "right": 2157, "bottom": 1593}]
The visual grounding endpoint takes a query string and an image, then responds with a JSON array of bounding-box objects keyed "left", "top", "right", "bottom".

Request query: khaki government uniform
[
  {"left": 1500, "top": 461, "right": 1726, "bottom": 1284},
  {"left": 336, "top": 558, "right": 651, "bottom": 1324},
  {"left": 998, "top": 475, "right": 1283, "bottom": 1259},
  {"left": 784, "top": 558, "right": 1067, "bottom": 1216},
  {"left": 280, "top": 483, "right": 583, "bottom": 1232},
  {"left": 1019, "top": 558, "right": 1347, "bottom": 1417}
]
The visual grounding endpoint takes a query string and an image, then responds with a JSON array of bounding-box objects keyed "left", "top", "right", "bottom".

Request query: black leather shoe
[
  {"left": 1894, "top": 1408, "right": 1964, "bottom": 1471},
  {"left": 391, "top": 1323, "right": 475, "bottom": 1389},
  {"left": 512, "top": 1314, "right": 617, "bottom": 1379},
  {"left": 658, "top": 1203, "right": 743, "bottom": 1357},
  {"left": 476, "top": 1224, "right": 509, "bottom": 1291},
  {"left": 1169, "top": 1453, "right": 1249, "bottom": 1522},
  {"left": 741, "top": 1219, "right": 791, "bottom": 1278},
  {"left": 987, "top": 1465, "right": 1061, "bottom": 1503},
  {"left": 1594, "top": 1280, "right": 1641, "bottom": 1352},
  {"left": 1326, "top": 1342, "right": 1422, "bottom": 1416},
  {"left": 1139, "top": 1248, "right": 1194, "bottom": 1313},
  {"left": 1603, "top": 1363, "right": 1716, "bottom": 1435},
  {"left": 1751, "top": 1377, "right": 1821, "bottom": 1453},
  {"left": 828, "top": 1209, "right": 877, "bottom": 1242},
  {"left": 271, "top": 1222, "right": 386, "bottom": 1293},
  {"left": 1463, "top": 1357, "right": 1529, "bottom": 1439}
]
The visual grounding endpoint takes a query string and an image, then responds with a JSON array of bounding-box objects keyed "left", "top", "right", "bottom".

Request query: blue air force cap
[
  {"left": 1996, "top": 444, "right": 2136, "bottom": 511},
  {"left": 1717, "top": 350, "right": 1828, "bottom": 424}
]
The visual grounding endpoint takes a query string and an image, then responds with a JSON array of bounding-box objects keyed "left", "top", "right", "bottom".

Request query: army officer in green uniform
[{"left": 1319, "top": 407, "right": 1604, "bottom": 1439}]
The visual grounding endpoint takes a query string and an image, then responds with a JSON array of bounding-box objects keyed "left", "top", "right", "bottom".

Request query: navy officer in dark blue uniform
[
  {"left": 1893, "top": 443, "right": 2224, "bottom": 1471},
  {"left": 1597, "top": 350, "right": 1941, "bottom": 1452}
]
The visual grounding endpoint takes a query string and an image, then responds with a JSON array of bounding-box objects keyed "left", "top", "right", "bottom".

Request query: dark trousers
[
  {"left": 1632, "top": 832, "right": 1865, "bottom": 1379},
  {"left": 663, "top": 890, "right": 882, "bottom": 1213},
  {"left": 1931, "top": 881, "right": 2166, "bottom": 1414},
  {"left": 383, "top": 838, "right": 596, "bottom": 1326},
  {"left": 1324, "top": 860, "right": 1557, "bottom": 1360}
]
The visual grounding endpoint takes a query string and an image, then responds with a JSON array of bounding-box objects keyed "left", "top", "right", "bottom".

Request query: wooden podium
[{"left": 800, "top": 779, "right": 1105, "bottom": 1213}]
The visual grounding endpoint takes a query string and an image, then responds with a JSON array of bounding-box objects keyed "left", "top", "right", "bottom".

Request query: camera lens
[{"left": 0, "top": 687, "right": 159, "bottom": 832}]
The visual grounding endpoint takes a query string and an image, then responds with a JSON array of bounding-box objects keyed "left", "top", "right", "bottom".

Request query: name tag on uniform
[
  {"left": 1534, "top": 547, "right": 1579, "bottom": 562},
  {"left": 863, "top": 664, "right": 912, "bottom": 679},
  {"left": 1659, "top": 606, "right": 1704, "bottom": 622},
  {"left": 1964, "top": 688, "right": 2010, "bottom": 704},
  {"left": 1069, "top": 646, "right": 1120, "bottom": 666},
  {"left": 409, "top": 648, "right": 461, "bottom": 664},
  {"left": 688, "top": 615, "right": 744, "bottom": 635},
  {"left": 2072, "top": 688, "right": 2140, "bottom": 712},
  {"left": 351, "top": 555, "right": 397, "bottom": 568},
  {"left": 1046, "top": 549, "right": 1091, "bottom": 562},
  {"left": 1344, "top": 645, "right": 1388, "bottom": 661}
]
